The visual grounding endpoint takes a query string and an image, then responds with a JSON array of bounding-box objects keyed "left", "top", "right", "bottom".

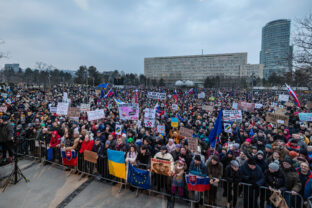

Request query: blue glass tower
[{"left": 260, "top": 19, "right": 292, "bottom": 79}]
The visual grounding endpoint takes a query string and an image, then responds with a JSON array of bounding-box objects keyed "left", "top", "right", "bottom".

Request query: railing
[{"left": 15, "top": 138, "right": 307, "bottom": 208}]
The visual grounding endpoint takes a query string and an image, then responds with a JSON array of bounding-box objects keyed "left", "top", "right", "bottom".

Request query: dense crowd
[{"left": 0, "top": 84, "right": 312, "bottom": 208}]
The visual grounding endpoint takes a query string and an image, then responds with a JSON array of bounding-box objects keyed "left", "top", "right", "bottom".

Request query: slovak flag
[
  {"left": 285, "top": 84, "right": 300, "bottom": 107},
  {"left": 172, "top": 89, "right": 178, "bottom": 103},
  {"left": 186, "top": 174, "right": 210, "bottom": 192},
  {"left": 188, "top": 88, "right": 194, "bottom": 94},
  {"left": 61, "top": 149, "right": 78, "bottom": 166},
  {"left": 104, "top": 89, "right": 114, "bottom": 98}
]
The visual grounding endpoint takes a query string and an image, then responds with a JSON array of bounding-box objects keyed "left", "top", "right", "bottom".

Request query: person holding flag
[{"left": 208, "top": 109, "right": 223, "bottom": 148}]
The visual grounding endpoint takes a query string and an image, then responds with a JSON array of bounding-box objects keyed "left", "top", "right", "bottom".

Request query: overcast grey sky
[{"left": 0, "top": 0, "right": 311, "bottom": 74}]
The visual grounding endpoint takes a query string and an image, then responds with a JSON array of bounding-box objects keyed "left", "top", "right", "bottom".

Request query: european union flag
[
  {"left": 127, "top": 164, "right": 151, "bottom": 190},
  {"left": 208, "top": 108, "right": 223, "bottom": 148}
]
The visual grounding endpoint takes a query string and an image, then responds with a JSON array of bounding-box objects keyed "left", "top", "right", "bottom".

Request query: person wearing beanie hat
[
  {"left": 241, "top": 138, "right": 252, "bottom": 155},
  {"left": 224, "top": 159, "right": 240, "bottom": 208},
  {"left": 206, "top": 154, "right": 223, "bottom": 205},
  {"left": 255, "top": 150, "right": 268, "bottom": 172},
  {"left": 172, "top": 157, "right": 186, "bottom": 197},
  {"left": 239, "top": 157, "right": 264, "bottom": 208},
  {"left": 281, "top": 157, "right": 302, "bottom": 198},
  {"left": 268, "top": 161, "right": 279, "bottom": 172},
  {"left": 289, "top": 150, "right": 299, "bottom": 159},
  {"left": 265, "top": 161, "right": 286, "bottom": 207}
]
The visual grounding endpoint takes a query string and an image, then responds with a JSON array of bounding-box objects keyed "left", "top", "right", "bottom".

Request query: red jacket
[
  {"left": 49, "top": 131, "right": 61, "bottom": 148},
  {"left": 80, "top": 140, "right": 94, "bottom": 153}
]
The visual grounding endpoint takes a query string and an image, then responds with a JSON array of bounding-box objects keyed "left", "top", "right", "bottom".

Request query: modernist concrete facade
[
  {"left": 144, "top": 53, "right": 263, "bottom": 86},
  {"left": 260, "top": 19, "right": 292, "bottom": 79}
]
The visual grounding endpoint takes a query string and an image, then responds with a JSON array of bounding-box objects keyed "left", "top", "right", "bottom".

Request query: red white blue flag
[
  {"left": 186, "top": 174, "right": 210, "bottom": 192},
  {"left": 61, "top": 149, "right": 78, "bottom": 166},
  {"left": 285, "top": 84, "right": 300, "bottom": 107},
  {"left": 104, "top": 89, "right": 114, "bottom": 98}
]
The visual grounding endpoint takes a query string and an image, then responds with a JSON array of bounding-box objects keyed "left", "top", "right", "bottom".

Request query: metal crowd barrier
[{"left": 16, "top": 140, "right": 307, "bottom": 208}]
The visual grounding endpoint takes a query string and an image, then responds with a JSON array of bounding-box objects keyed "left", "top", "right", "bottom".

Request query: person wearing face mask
[{"left": 281, "top": 157, "right": 301, "bottom": 208}]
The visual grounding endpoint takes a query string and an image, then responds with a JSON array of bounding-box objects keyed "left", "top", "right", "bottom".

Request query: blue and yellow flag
[
  {"left": 107, "top": 149, "right": 126, "bottom": 179},
  {"left": 127, "top": 164, "right": 151, "bottom": 189}
]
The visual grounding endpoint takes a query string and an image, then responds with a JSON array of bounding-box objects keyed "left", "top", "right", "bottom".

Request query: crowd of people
[{"left": 0, "top": 84, "right": 312, "bottom": 208}]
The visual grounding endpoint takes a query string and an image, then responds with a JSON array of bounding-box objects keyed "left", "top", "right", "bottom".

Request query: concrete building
[
  {"left": 260, "top": 19, "right": 292, "bottom": 79},
  {"left": 4, "top": 63, "right": 19, "bottom": 72},
  {"left": 144, "top": 53, "right": 263, "bottom": 86}
]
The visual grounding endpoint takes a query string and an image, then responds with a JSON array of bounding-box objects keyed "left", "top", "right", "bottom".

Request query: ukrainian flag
[{"left": 107, "top": 149, "right": 126, "bottom": 179}]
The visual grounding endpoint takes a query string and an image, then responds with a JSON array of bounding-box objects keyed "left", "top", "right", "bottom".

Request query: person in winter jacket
[
  {"left": 171, "top": 157, "right": 186, "bottom": 196},
  {"left": 296, "top": 162, "right": 312, "bottom": 199},
  {"left": 281, "top": 157, "right": 302, "bottom": 208},
  {"left": 265, "top": 161, "right": 286, "bottom": 208},
  {"left": 221, "top": 150, "right": 235, "bottom": 172},
  {"left": 189, "top": 155, "right": 207, "bottom": 176},
  {"left": 286, "top": 139, "right": 300, "bottom": 153},
  {"left": 224, "top": 160, "right": 240, "bottom": 208},
  {"left": 0, "top": 116, "right": 13, "bottom": 163},
  {"left": 49, "top": 130, "right": 61, "bottom": 148},
  {"left": 125, "top": 144, "right": 137, "bottom": 166},
  {"left": 254, "top": 150, "right": 268, "bottom": 172},
  {"left": 239, "top": 158, "right": 265, "bottom": 208},
  {"left": 79, "top": 134, "right": 94, "bottom": 153},
  {"left": 206, "top": 155, "right": 223, "bottom": 206}
]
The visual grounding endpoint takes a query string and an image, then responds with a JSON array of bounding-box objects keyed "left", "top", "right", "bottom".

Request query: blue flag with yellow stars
[{"left": 127, "top": 163, "right": 150, "bottom": 190}]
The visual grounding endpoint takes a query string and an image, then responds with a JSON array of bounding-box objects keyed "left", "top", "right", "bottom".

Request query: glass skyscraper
[{"left": 260, "top": 19, "right": 292, "bottom": 79}]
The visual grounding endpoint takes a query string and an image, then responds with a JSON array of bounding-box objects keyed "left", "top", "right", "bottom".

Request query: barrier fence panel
[{"left": 12, "top": 140, "right": 308, "bottom": 208}]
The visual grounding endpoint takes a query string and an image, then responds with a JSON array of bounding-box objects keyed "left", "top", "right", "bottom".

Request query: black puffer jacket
[
  {"left": 0, "top": 123, "right": 13, "bottom": 143},
  {"left": 265, "top": 169, "right": 286, "bottom": 191},
  {"left": 224, "top": 164, "right": 240, "bottom": 184}
]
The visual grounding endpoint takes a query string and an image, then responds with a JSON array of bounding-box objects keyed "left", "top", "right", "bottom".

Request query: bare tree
[{"left": 293, "top": 14, "right": 312, "bottom": 69}]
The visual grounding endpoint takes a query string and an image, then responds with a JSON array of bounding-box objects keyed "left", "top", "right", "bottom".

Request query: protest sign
[
  {"left": 284, "top": 102, "right": 294, "bottom": 107},
  {"left": 224, "top": 123, "right": 232, "bottom": 133},
  {"left": 144, "top": 108, "right": 156, "bottom": 128},
  {"left": 202, "top": 105, "right": 214, "bottom": 112},
  {"left": 238, "top": 102, "right": 255, "bottom": 112},
  {"left": 1, "top": 93, "right": 7, "bottom": 98},
  {"left": 151, "top": 158, "right": 171, "bottom": 176},
  {"left": 115, "top": 124, "right": 122, "bottom": 135},
  {"left": 147, "top": 92, "right": 166, "bottom": 100},
  {"left": 87, "top": 109, "right": 105, "bottom": 121},
  {"left": 299, "top": 113, "right": 312, "bottom": 122},
  {"left": 80, "top": 103, "right": 90, "bottom": 112},
  {"left": 84, "top": 150, "right": 98, "bottom": 164},
  {"left": 223, "top": 110, "right": 242, "bottom": 122},
  {"left": 172, "top": 104, "right": 178, "bottom": 111},
  {"left": 171, "top": 117, "right": 178, "bottom": 128},
  {"left": 255, "top": 103, "right": 263, "bottom": 109},
  {"left": 68, "top": 107, "right": 80, "bottom": 118},
  {"left": 56, "top": 102, "right": 69, "bottom": 115},
  {"left": 0, "top": 106, "right": 7, "bottom": 113},
  {"left": 198, "top": 92, "right": 205, "bottom": 99},
  {"left": 209, "top": 97, "right": 215, "bottom": 101},
  {"left": 232, "top": 103, "right": 238, "bottom": 110},
  {"left": 266, "top": 113, "right": 289, "bottom": 126},
  {"left": 118, "top": 103, "right": 139, "bottom": 120},
  {"left": 157, "top": 125, "right": 165, "bottom": 134},
  {"left": 188, "top": 137, "right": 198, "bottom": 152},
  {"left": 49, "top": 106, "right": 57, "bottom": 114},
  {"left": 275, "top": 108, "right": 286, "bottom": 115},
  {"left": 278, "top": 94, "right": 289, "bottom": 102},
  {"left": 180, "top": 127, "right": 193, "bottom": 138}
]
